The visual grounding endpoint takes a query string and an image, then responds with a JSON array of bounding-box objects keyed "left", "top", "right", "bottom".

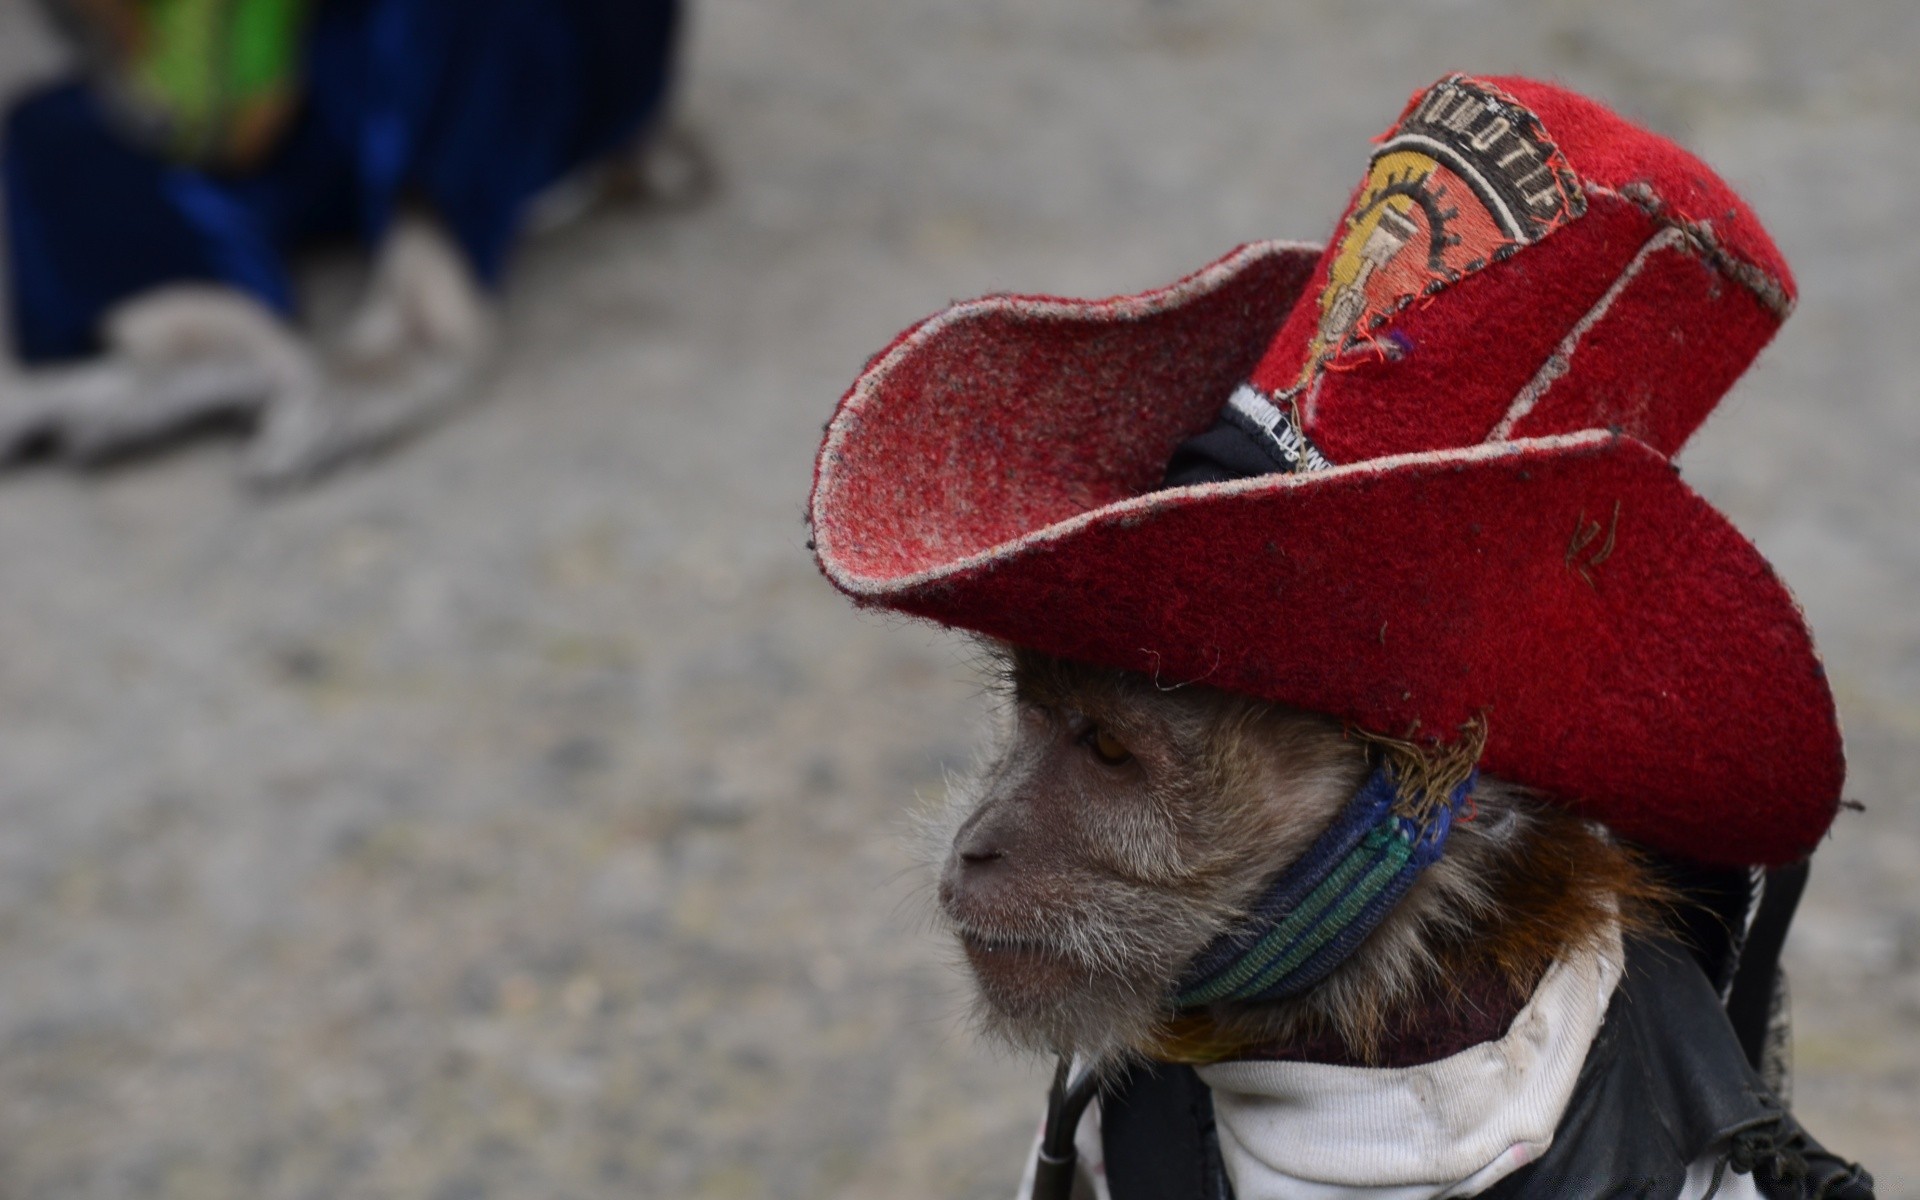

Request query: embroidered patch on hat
[{"left": 1292, "top": 74, "right": 1587, "bottom": 387}]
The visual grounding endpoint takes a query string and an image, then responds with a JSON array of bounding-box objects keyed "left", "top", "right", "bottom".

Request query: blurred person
[{"left": 0, "top": 0, "right": 687, "bottom": 486}]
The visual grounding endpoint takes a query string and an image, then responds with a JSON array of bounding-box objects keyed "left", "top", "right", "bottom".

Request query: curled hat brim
[{"left": 810, "top": 241, "right": 1842, "bottom": 866}]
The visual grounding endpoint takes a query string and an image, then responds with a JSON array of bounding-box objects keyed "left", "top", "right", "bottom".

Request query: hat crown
[{"left": 1244, "top": 75, "right": 1794, "bottom": 467}]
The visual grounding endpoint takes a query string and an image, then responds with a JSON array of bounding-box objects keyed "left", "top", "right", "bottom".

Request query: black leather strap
[
  {"left": 1101, "top": 1060, "right": 1232, "bottom": 1200},
  {"left": 1727, "top": 862, "right": 1808, "bottom": 1072}
]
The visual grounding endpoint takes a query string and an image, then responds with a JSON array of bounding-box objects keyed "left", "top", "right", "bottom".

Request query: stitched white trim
[
  {"left": 1227, "top": 384, "right": 1333, "bottom": 472},
  {"left": 1585, "top": 182, "right": 1793, "bottom": 318},
  {"left": 1483, "top": 226, "right": 1687, "bottom": 443}
]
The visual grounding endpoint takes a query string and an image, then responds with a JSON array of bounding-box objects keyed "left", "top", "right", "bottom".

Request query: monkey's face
[{"left": 933, "top": 651, "right": 1364, "bottom": 1061}]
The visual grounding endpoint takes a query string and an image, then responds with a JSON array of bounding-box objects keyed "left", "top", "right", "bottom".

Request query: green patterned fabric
[
  {"left": 1173, "top": 766, "right": 1475, "bottom": 1008},
  {"left": 46, "top": 0, "right": 314, "bottom": 165},
  {"left": 1175, "top": 825, "right": 1414, "bottom": 1007}
]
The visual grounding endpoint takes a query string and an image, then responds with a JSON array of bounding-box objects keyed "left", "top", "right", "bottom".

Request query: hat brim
[{"left": 811, "top": 242, "right": 1842, "bottom": 866}]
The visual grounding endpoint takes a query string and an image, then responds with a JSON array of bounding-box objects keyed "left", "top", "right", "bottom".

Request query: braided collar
[{"left": 1174, "top": 764, "right": 1475, "bottom": 1008}]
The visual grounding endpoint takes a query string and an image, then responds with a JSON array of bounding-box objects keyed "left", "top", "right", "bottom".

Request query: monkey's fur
[{"left": 933, "top": 646, "right": 1667, "bottom": 1071}]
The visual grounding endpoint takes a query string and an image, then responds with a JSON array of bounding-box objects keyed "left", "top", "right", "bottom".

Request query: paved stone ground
[{"left": 0, "top": 0, "right": 1914, "bottom": 1196}]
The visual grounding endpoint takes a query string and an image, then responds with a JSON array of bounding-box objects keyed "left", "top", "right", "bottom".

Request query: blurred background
[{"left": 0, "top": 0, "right": 1912, "bottom": 1196}]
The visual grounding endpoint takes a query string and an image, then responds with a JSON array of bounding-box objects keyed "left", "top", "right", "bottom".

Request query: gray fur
[{"left": 927, "top": 648, "right": 1600, "bottom": 1071}]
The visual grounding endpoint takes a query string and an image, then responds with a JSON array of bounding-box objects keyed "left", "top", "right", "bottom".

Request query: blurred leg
[
  {"left": 0, "top": 213, "right": 491, "bottom": 483},
  {"left": 3, "top": 81, "right": 296, "bottom": 364},
  {"left": 242, "top": 211, "right": 496, "bottom": 488},
  {"left": 0, "top": 80, "right": 329, "bottom": 465},
  {"left": 0, "top": 286, "right": 315, "bottom": 466}
]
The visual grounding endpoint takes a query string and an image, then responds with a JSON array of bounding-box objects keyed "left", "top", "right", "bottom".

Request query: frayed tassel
[{"left": 1351, "top": 713, "right": 1489, "bottom": 822}]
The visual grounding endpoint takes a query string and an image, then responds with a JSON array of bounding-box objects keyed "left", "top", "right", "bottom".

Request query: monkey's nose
[
  {"left": 941, "top": 829, "right": 1012, "bottom": 913},
  {"left": 955, "top": 824, "right": 1008, "bottom": 868},
  {"left": 950, "top": 807, "right": 1016, "bottom": 878},
  {"left": 940, "top": 833, "right": 1013, "bottom": 906}
]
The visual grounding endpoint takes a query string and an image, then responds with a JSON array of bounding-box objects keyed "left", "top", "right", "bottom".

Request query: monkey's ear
[
  {"left": 1003, "top": 645, "right": 1088, "bottom": 709},
  {"left": 968, "top": 640, "right": 1025, "bottom": 701}
]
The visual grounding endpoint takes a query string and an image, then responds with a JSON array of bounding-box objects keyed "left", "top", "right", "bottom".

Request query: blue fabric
[
  {"left": 4, "top": 0, "right": 681, "bottom": 362},
  {"left": 1174, "top": 766, "right": 1476, "bottom": 1007}
]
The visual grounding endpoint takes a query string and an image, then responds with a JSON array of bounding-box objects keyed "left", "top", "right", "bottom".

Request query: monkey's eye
[{"left": 1082, "top": 725, "right": 1133, "bottom": 766}]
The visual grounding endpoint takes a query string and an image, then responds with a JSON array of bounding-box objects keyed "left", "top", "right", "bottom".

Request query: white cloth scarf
[{"left": 1018, "top": 922, "right": 1762, "bottom": 1199}]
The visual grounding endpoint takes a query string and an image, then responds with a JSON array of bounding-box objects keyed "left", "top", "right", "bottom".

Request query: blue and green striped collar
[{"left": 1174, "top": 764, "right": 1475, "bottom": 1009}]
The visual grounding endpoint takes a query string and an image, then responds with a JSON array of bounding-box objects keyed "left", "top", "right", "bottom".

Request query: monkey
[
  {"left": 807, "top": 71, "right": 1877, "bottom": 1200},
  {"left": 934, "top": 644, "right": 1656, "bottom": 1076}
]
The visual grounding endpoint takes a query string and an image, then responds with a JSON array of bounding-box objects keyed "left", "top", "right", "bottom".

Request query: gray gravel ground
[{"left": 0, "top": 0, "right": 1915, "bottom": 1196}]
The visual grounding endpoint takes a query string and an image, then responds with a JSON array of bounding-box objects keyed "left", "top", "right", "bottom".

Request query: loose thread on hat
[
  {"left": 1284, "top": 391, "right": 1312, "bottom": 472},
  {"left": 1566, "top": 499, "right": 1623, "bottom": 587}
]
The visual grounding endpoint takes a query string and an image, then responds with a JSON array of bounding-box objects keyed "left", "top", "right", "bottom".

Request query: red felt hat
[{"left": 809, "top": 74, "right": 1843, "bottom": 867}]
